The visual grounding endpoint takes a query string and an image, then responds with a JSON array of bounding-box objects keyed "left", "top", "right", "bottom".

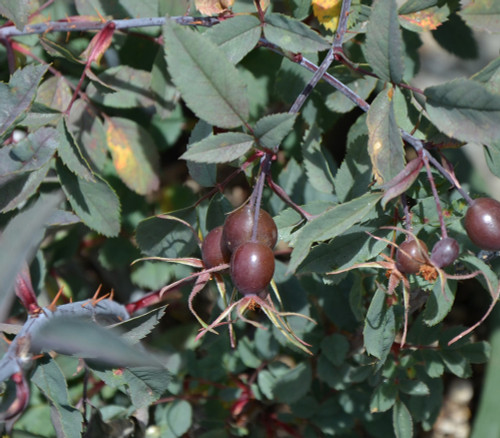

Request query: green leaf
[
  {"left": 272, "top": 362, "right": 313, "bottom": 404},
  {"left": 0, "top": 161, "right": 52, "bottom": 213},
  {"left": 367, "top": 89, "right": 405, "bottom": 185},
  {"left": 136, "top": 209, "right": 198, "bottom": 258},
  {"left": 0, "top": 127, "right": 58, "bottom": 185},
  {"left": 0, "top": 64, "right": 49, "bottom": 138},
  {"left": 393, "top": 400, "right": 413, "bottom": 438},
  {"left": 461, "top": 253, "right": 499, "bottom": 293},
  {"left": 423, "top": 276, "right": 456, "bottom": 326},
  {"left": 399, "top": 379, "right": 430, "bottom": 396},
  {"left": 300, "top": 220, "right": 391, "bottom": 274},
  {"left": 31, "top": 317, "right": 162, "bottom": 368},
  {"left": 424, "top": 78, "right": 500, "bottom": 144},
  {"left": 320, "top": 334, "right": 349, "bottom": 366},
  {"left": 460, "top": 341, "right": 491, "bottom": 364},
  {"left": 302, "top": 126, "right": 336, "bottom": 194},
  {"left": 326, "top": 76, "right": 377, "bottom": 113},
  {"left": 57, "top": 160, "right": 121, "bottom": 237},
  {"left": 398, "top": 0, "right": 439, "bottom": 15},
  {"left": 67, "top": 99, "right": 108, "bottom": 171},
  {"left": 205, "top": 15, "right": 262, "bottom": 64},
  {"left": 263, "top": 13, "right": 330, "bottom": 53},
  {"left": 459, "top": 0, "right": 500, "bottom": 33},
  {"left": 335, "top": 114, "right": 372, "bottom": 202},
  {"left": 185, "top": 120, "right": 217, "bottom": 187},
  {"left": 0, "top": 192, "right": 62, "bottom": 320},
  {"left": 254, "top": 112, "right": 297, "bottom": 150},
  {"left": 288, "top": 192, "right": 382, "bottom": 273},
  {"left": 440, "top": 349, "right": 472, "bottom": 378},
  {"left": 180, "top": 132, "right": 254, "bottom": 163},
  {"left": 471, "top": 56, "right": 500, "bottom": 95},
  {"left": 163, "top": 19, "right": 249, "bottom": 128},
  {"left": 150, "top": 47, "right": 179, "bottom": 118},
  {"left": 105, "top": 117, "right": 160, "bottom": 195},
  {"left": 31, "top": 357, "right": 83, "bottom": 438},
  {"left": 364, "top": 288, "right": 396, "bottom": 362},
  {"left": 57, "top": 118, "right": 94, "bottom": 181},
  {"left": 36, "top": 76, "right": 72, "bottom": 112},
  {"left": 166, "top": 400, "right": 193, "bottom": 437},
  {"left": 471, "top": 328, "right": 500, "bottom": 438},
  {"left": 111, "top": 306, "right": 167, "bottom": 345},
  {"left": 0, "top": 0, "right": 35, "bottom": 30},
  {"left": 75, "top": 0, "right": 158, "bottom": 18},
  {"left": 364, "top": 0, "right": 404, "bottom": 83},
  {"left": 370, "top": 381, "right": 398, "bottom": 413},
  {"left": 86, "top": 66, "right": 156, "bottom": 109},
  {"left": 92, "top": 365, "right": 171, "bottom": 409},
  {"left": 39, "top": 36, "right": 82, "bottom": 64}
]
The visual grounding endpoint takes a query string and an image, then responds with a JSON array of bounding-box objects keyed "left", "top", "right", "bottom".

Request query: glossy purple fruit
[
  {"left": 222, "top": 205, "right": 277, "bottom": 253},
  {"left": 230, "top": 242, "right": 275, "bottom": 295},
  {"left": 464, "top": 198, "right": 500, "bottom": 251},
  {"left": 202, "top": 226, "right": 230, "bottom": 268},
  {"left": 396, "top": 239, "right": 428, "bottom": 274},
  {"left": 430, "top": 237, "right": 460, "bottom": 268}
]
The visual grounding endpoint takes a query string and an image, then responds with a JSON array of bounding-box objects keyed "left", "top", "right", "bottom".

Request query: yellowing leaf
[
  {"left": 195, "top": 0, "right": 234, "bottom": 15},
  {"left": 105, "top": 117, "right": 160, "bottom": 195},
  {"left": 399, "top": 8, "right": 447, "bottom": 31},
  {"left": 312, "top": 0, "right": 342, "bottom": 32}
]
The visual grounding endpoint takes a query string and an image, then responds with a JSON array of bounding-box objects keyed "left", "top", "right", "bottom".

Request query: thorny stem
[
  {"left": 287, "top": 0, "right": 351, "bottom": 131},
  {"left": 333, "top": 0, "right": 352, "bottom": 52},
  {"left": 0, "top": 16, "right": 219, "bottom": 39},
  {"left": 266, "top": 175, "right": 316, "bottom": 221},
  {"left": 422, "top": 153, "right": 448, "bottom": 238}
]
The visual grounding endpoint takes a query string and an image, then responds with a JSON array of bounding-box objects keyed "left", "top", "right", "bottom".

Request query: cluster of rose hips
[
  {"left": 395, "top": 197, "right": 500, "bottom": 274},
  {"left": 201, "top": 204, "right": 278, "bottom": 296}
]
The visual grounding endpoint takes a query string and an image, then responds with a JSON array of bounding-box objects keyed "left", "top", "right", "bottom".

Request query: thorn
[
  {"left": 91, "top": 293, "right": 110, "bottom": 306},
  {"left": 47, "top": 286, "right": 65, "bottom": 312},
  {"left": 109, "top": 289, "right": 114, "bottom": 301},
  {"left": 31, "top": 353, "right": 45, "bottom": 361},
  {"left": 91, "top": 284, "right": 103, "bottom": 301}
]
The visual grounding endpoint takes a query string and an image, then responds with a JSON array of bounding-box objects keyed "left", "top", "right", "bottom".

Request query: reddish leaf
[{"left": 381, "top": 157, "right": 423, "bottom": 208}]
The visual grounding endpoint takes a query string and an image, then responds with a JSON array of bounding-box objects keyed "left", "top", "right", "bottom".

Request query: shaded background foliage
[{"left": 1, "top": 0, "right": 500, "bottom": 437}]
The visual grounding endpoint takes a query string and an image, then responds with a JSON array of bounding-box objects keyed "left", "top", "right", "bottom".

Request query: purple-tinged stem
[{"left": 422, "top": 153, "right": 448, "bottom": 238}]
